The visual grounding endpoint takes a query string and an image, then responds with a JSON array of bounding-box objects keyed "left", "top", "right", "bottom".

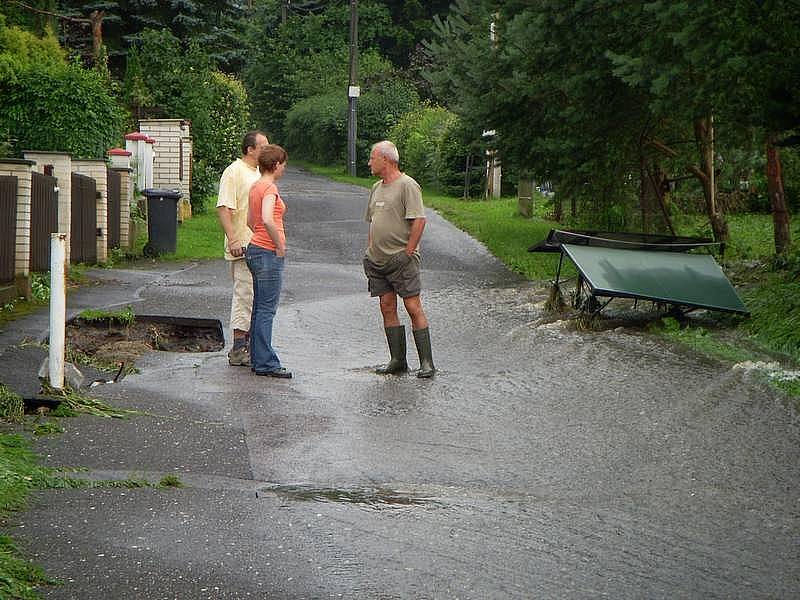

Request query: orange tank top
[{"left": 248, "top": 179, "right": 286, "bottom": 251}]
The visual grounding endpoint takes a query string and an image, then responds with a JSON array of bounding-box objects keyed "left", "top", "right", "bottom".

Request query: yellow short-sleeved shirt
[{"left": 216, "top": 158, "right": 260, "bottom": 260}]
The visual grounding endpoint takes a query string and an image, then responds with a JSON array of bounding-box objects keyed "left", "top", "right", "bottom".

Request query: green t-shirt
[{"left": 364, "top": 173, "right": 426, "bottom": 265}]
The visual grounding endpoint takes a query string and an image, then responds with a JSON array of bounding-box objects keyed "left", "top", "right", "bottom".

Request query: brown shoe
[{"left": 228, "top": 346, "right": 251, "bottom": 367}]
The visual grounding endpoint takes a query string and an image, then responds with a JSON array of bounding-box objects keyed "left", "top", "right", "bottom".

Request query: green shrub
[
  {"left": 389, "top": 105, "right": 479, "bottom": 196},
  {"left": 285, "top": 76, "right": 420, "bottom": 175},
  {"left": 0, "top": 19, "right": 64, "bottom": 80},
  {"left": 126, "top": 29, "right": 252, "bottom": 212},
  {"left": 390, "top": 104, "right": 453, "bottom": 183},
  {"left": 284, "top": 92, "right": 347, "bottom": 165},
  {"left": 0, "top": 62, "right": 127, "bottom": 158},
  {"left": 355, "top": 77, "right": 420, "bottom": 175},
  {"left": 186, "top": 71, "right": 252, "bottom": 209}
]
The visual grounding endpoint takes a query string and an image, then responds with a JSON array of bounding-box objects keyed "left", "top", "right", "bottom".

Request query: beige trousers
[{"left": 230, "top": 258, "right": 253, "bottom": 335}]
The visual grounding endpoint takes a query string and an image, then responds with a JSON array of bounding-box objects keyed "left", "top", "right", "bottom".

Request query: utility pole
[
  {"left": 281, "top": 0, "right": 288, "bottom": 24},
  {"left": 347, "top": 0, "right": 359, "bottom": 177}
]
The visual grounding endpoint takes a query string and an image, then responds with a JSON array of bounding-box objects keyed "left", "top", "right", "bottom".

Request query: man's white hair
[{"left": 372, "top": 140, "right": 400, "bottom": 164}]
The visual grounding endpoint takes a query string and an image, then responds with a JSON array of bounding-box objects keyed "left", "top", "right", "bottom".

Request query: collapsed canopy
[{"left": 561, "top": 243, "right": 749, "bottom": 315}]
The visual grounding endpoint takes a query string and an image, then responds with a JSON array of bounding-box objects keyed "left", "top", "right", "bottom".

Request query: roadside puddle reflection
[{"left": 258, "top": 484, "right": 440, "bottom": 510}]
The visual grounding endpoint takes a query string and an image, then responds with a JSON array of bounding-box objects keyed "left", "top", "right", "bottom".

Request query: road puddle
[{"left": 257, "top": 484, "right": 440, "bottom": 510}]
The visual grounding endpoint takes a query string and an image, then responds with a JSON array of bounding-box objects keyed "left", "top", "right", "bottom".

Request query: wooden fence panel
[
  {"left": 70, "top": 173, "right": 97, "bottom": 264},
  {"left": 0, "top": 175, "right": 17, "bottom": 282},
  {"left": 30, "top": 172, "right": 59, "bottom": 272}
]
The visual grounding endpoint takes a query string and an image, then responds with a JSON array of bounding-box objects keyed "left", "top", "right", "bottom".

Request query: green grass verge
[
  {"left": 77, "top": 305, "right": 135, "bottom": 326},
  {"left": 0, "top": 434, "right": 56, "bottom": 598},
  {"left": 120, "top": 208, "right": 222, "bottom": 262},
  {"left": 173, "top": 209, "right": 226, "bottom": 260},
  {"left": 675, "top": 213, "right": 800, "bottom": 261},
  {"left": 423, "top": 193, "right": 569, "bottom": 280}
]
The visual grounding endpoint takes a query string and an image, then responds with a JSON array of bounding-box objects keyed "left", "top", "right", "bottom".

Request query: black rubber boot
[
  {"left": 375, "top": 326, "right": 408, "bottom": 374},
  {"left": 412, "top": 327, "right": 436, "bottom": 378}
]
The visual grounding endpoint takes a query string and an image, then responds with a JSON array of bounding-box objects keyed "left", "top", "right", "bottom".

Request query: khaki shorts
[{"left": 363, "top": 252, "right": 421, "bottom": 298}]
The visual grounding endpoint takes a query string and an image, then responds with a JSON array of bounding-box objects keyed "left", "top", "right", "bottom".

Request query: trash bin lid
[{"left": 142, "top": 188, "right": 182, "bottom": 199}]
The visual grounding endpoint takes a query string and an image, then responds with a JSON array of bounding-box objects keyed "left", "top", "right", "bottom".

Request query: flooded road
[{"left": 17, "top": 167, "right": 799, "bottom": 598}]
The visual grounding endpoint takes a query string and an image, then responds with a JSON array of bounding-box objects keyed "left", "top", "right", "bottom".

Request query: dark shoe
[
  {"left": 228, "top": 346, "right": 251, "bottom": 367},
  {"left": 412, "top": 327, "right": 436, "bottom": 378},
  {"left": 254, "top": 367, "right": 292, "bottom": 379},
  {"left": 376, "top": 325, "right": 408, "bottom": 374}
]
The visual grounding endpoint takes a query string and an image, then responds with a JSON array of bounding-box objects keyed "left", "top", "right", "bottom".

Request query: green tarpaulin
[{"left": 561, "top": 243, "right": 749, "bottom": 314}]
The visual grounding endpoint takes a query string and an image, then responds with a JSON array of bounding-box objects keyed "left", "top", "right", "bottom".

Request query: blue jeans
[{"left": 246, "top": 245, "right": 285, "bottom": 373}]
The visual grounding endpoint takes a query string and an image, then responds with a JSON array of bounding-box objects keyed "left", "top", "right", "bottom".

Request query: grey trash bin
[{"left": 142, "top": 188, "right": 182, "bottom": 257}]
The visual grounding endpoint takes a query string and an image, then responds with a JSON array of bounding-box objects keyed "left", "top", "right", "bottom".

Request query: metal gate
[
  {"left": 107, "top": 169, "right": 121, "bottom": 250},
  {"left": 71, "top": 173, "right": 97, "bottom": 264},
  {"left": 0, "top": 175, "right": 17, "bottom": 282},
  {"left": 30, "top": 172, "right": 59, "bottom": 272}
]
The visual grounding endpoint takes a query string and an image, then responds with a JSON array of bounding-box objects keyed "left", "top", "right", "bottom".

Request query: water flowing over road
[{"left": 12, "top": 167, "right": 799, "bottom": 598}]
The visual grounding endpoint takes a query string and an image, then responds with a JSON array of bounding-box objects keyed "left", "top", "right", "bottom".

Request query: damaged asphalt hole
[
  {"left": 20, "top": 311, "right": 226, "bottom": 405},
  {"left": 257, "top": 484, "right": 440, "bottom": 510},
  {"left": 65, "top": 312, "right": 224, "bottom": 365}
]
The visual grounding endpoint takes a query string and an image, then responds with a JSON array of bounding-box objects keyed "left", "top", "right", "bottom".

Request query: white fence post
[{"left": 49, "top": 233, "right": 67, "bottom": 389}]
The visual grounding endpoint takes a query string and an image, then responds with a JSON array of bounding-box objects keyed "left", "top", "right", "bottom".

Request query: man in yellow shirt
[{"left": 216, "top": 131, "right": 268, "bottom": 366}]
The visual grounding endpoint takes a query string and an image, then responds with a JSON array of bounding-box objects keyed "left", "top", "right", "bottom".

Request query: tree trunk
[
  {"left": 639, "top": 154, "right": 648, "bottom": 232},
  {"left": 691, "top": 115, "right": 729, "bottom": 249},
  {"left": 553, "top": 194, "right": 563, "bottom": 222},
  {"left": 648, "top": 162, "right": 676, "bottom": 235},
  {"left": 766, "top": 133, "right": 791, "bottom": 255},
  {"left": 90, "top": 10, "right": 104, "bottom": 64}
]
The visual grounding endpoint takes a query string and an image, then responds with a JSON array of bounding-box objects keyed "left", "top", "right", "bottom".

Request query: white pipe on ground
[{"left": 49, "top": 233, "right": 67, "bottom": 390}]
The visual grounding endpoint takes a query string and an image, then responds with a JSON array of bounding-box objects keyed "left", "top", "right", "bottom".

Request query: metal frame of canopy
[
  {"left": 532, "top": 230, "right": 748, "bottom": 316},
  {"left": 529, "top": 229, "right": 717, "bottom": 253}
]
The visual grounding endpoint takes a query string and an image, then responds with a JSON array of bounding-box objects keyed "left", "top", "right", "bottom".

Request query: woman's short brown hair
[{"left": 258, "top": 144, "right": 288, "bottom": 173}]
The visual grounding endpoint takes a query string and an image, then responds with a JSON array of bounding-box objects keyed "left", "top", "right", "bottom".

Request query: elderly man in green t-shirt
[{"left": 363, "top": 140, "right": 435, "bottom": 378}]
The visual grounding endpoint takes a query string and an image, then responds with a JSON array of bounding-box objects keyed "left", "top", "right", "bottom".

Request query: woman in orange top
[{"left": 245, "top": 144, "right": 291, "bottom": 378}]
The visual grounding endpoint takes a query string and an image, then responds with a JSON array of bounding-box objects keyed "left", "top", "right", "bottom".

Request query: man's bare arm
[
  {"left": 406, "top": 217, "right": 426, "bottom": 255},
  {"left": 217, "top": 206, "right": 244, "bottom": 257}
]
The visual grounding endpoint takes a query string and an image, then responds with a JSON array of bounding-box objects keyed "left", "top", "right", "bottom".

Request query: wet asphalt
[{"left": 2, "top": 166, "right": 799, "bottom": 599}]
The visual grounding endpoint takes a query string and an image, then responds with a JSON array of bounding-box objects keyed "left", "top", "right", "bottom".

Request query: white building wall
[{"left": 139, "top": 119, "right": 191, "bottom": 207}]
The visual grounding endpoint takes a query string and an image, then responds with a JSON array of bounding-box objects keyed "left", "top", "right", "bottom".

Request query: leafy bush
[
  {"left": 125, "top": 29, "right": 252, "bottom": 211},
  {"left": 285, "top": 76, "right": 420, "bottom": 175},
  {"left": 186, "top": 71, "right": 252, "bottom": 208},
  {"left": 284, "top": 92, "right": 347, "bottom": 165},
  {"left": 0, "top": 18, "right": 64, "bottom": 80},
  {"left": 0, "top": 62, "right": 127, "bottom": 158},
  {"left": 389, "top": 105, "right": 479, "bottom": 195},
  {"left": 1, "top": 17, "right": 127, "bottom": 159},
  {"left": 355, "top": 77, "right": 420, "bottom": 174},
  {"left": 242, "top": 1, "right": 397, "bottom": 139}
]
